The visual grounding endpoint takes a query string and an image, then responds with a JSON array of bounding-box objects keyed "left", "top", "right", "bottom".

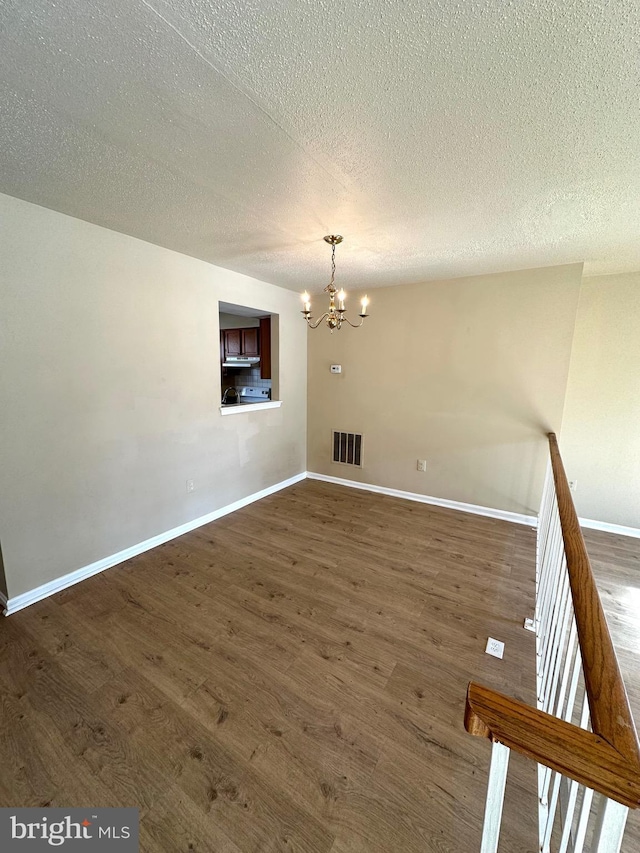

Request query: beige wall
[
  {"left": 0, "top": 193, "right": 307, "bottom": 599},
  {"left": 560, "top": 273, "right": 640, "bottom": 529},
  {"left": 307, "top": 264, "right": 583, "bottom": 517}
]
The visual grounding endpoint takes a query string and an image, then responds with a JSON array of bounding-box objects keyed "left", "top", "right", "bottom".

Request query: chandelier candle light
[{"left": 301, "top": 236, "right": 370, "bottom": 330}]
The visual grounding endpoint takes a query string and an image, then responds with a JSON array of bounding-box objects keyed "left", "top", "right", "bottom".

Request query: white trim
[
  {"left": 220, "top": 401, "right": 282, "bottom": 416},
  {"left": 7, "top": 470, "right": 635, "bottom": 617},
  {"left": 2, "top": 472, "right": 306, "bottom": 616},
  {"left": 480, "top": 740, "right": 511, "bottom": 853},
  {"left": 578, "top": 517, "right": 640, "bottom": 540},
  {"left": 306, "top": 472, "right": 537, "bottom": 527}
]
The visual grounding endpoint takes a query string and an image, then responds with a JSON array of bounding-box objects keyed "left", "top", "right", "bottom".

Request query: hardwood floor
[{"left": 0, "top": 480, "right": 638, "bottom": 852}]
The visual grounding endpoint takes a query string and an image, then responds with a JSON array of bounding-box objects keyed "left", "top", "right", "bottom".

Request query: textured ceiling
[{"left": 1, "top": 0, "right": 639, "bottom": 291}]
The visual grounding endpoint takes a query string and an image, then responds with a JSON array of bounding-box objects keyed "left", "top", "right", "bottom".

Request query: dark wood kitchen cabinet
[
  {"left": 259, "top": 317, "right": 271, "bottom": 379},
  {"left": 223, "top": 329, "right": 242, "bottom": 357},
  {"left": 241, "top": 328, "right": 259, "bottom": 357},
  {"left": 222, "top": 328, "right": 260, "bottom": 359}
]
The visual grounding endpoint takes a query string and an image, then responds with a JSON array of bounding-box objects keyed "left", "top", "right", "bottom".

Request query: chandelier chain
[{"left": 329, "top": 243, "right": 336, "bottom": 289}]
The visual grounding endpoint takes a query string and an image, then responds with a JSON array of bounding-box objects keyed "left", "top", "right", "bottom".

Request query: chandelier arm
[
  {"left": 342, "top": 316, "right": 365, "bottom": 328},
  {"left": 306, "top": 313, "right": 330, "bottom": 329}
]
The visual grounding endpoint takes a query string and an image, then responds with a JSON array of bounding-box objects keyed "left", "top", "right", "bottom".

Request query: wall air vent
[{"left": 332, "top": 431, "right": 363, "bottom": 467}]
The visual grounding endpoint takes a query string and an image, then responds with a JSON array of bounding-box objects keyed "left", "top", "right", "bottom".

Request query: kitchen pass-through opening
[{"left": 219, "top": 302, "right": 279, "bottom": 408}]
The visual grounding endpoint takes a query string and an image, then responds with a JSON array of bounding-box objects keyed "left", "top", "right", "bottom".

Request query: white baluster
[
  {"left": 543, "top": 563, "right": 574, "bottom": 715},
  {"left": 539, "top": 501, "right": 560, "bottom": 618},
  {"left": 537, "top": 495, "right": 559, "bottom": 637},
  {"left": 540, "top": 664, "right": 589, "bottom": 824},
  {"left": 574, "top": 786, "right": 594, "bottom": 853},
  {"left": 558, "top": 775, "right": 579, "bottom": 853},
  {"left": 536, "top": 465, "right": 554, "bottom": 591},
  {"left": 542, "top": 768, "right": 561, "bottom": 852},
  {"left": 590, "top": 795, "right": 629, "bottom": 853},
  {"left": 564, "top": 641, "right": 584, "bottom": 727},
  {"left": 541, "top": 567, "right": 570, "bottom": 710},
  {"left": 538, "top": 528, "right": 562, "bottom": 672},
  {"left": 480, "top": 741, "right": 511, "bottom": 853},
  {"left": 554, "top": 620, "right": 577, "bottom": 719},
  {"left": 545, "top": 696, "right": 591, "bottom": 851},
  {"left": 538, "top": 762, "right": 550, "bottom": 850}
]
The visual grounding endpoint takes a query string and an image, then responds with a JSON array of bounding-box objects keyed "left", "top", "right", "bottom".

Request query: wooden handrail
[
  {"left": 465, "top": 683, "right": 640, "bottom": 808},
  {"left": 465, "top": 433, "right": 640, "bottom": 808},
  {"left": 547, "top": 432, "right": 639, "bottom": 761}
]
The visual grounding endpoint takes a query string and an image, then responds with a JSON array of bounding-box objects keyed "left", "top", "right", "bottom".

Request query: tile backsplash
[{"left": 222, "top": 367, "right": 271, "bottom": 392}]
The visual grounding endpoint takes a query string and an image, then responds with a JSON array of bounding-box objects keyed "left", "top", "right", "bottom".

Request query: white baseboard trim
[
  {"left": 3, "top": 472, "right": 306, "bottom": 616},
  {"left": 578, "top": 517, "right": 640, "bottom": 540},
  {"left": 306, "top": 472, "right": 538, "bottom": 527},
  {"left": 6, "top": 470, "right": 635, "bottom": 616}
]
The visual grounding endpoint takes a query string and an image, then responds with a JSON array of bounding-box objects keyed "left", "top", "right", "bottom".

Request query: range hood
[{"left": 222, "top": 356, "right": 261, "bottom": 368}]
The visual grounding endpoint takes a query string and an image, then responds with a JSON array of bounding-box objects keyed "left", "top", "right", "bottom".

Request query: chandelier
[{"left": 301, "top": 236, "right": 369, "bottom": 330}]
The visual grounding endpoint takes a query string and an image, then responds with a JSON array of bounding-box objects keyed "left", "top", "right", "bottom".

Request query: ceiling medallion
[{"left": 301, "top": 236, "right": 369, "bottom": 331}]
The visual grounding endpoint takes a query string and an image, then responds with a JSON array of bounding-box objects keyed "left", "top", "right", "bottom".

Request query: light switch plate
[
  {"left": 485, "top": 637, "right": 505, "bottom": 659},
  {"left": 331, "top": 364, "right": 342, "bottom": 373}
]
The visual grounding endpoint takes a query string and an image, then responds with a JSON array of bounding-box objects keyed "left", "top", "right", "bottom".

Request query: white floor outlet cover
[{"left": 485, "top": 637, "right": 505, "bottom": 659}]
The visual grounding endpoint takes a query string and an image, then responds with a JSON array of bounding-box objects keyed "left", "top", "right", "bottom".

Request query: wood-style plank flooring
[{"left": 0, "top": 480, "right": 638, "bottom": 852}]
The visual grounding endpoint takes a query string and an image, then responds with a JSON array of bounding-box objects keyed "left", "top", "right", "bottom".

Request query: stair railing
[{"left": 465, "top": 433, "right": 640, "bottom": 853}]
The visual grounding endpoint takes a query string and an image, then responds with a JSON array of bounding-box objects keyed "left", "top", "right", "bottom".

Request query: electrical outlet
[
  {"left": 569, "top": 480, "right": 577, "bottom": 491},
  {"left": 485, "top": 637, "right": 505, "bottom": 659},
  {"left": 417, "top": 459, "right": 427, "bottom": 472},
  {"left": 186, "top": 479, "right": 195, "bottom": 493},
  {"left": 330, "top": 364, "right": 342, "bottom": 374}
]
